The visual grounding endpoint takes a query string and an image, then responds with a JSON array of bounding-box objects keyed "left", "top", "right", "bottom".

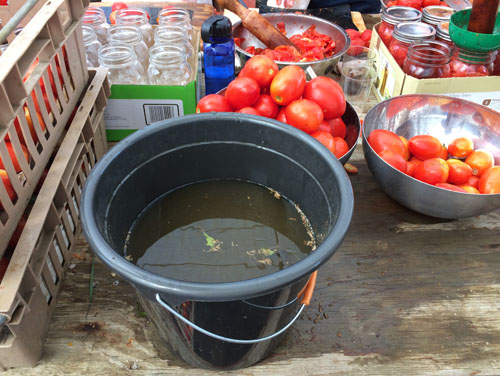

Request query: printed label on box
[
  {"left": 104, "top": 99, "right": 184, "bottom": 130},
  {"left": 376, "top": 52, "right": 397, "bottom": 100},
  {"left": 446, "top": 92, "right": 500, "bottom": 112}
]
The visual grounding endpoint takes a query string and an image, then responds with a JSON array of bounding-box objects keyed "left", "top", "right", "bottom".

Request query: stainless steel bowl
[
  {"left": 362, "top": 94, "right": 500, "bottom": 219},
  {"left": 232, "top": 13, "right": 350, "bottom": 76}
]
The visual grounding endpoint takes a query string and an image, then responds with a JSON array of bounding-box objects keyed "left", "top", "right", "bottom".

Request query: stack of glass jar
[
  {"left": 82, "top": 6, "right": 194, "bottom": 86},
  {"left": 382, "top": 5, "right": 500, "bottom": 78}
]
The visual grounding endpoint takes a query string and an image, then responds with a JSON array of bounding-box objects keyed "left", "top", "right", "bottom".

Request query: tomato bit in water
[{"left": 238, "top": 25, "right": 337, "bottom": 63}]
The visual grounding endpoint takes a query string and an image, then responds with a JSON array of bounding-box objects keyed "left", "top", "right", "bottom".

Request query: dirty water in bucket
[{"left": 124, "top": 179, "right": 316, "bottom": 283}]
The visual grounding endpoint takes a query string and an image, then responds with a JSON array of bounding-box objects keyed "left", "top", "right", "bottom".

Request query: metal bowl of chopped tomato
[{"left": 233, "top": 13, "right": 350, "bottom": 77}]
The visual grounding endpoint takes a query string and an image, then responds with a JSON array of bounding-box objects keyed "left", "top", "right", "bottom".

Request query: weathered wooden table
[{"left": 6, "top": 146, "right": 500, "bottom": 376}]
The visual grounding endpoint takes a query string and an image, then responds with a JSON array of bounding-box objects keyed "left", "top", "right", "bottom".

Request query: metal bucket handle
[{"left": 155, "top": 271, "right": 318, "bottom": 345}]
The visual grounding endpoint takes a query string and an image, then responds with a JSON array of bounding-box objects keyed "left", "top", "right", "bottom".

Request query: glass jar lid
[
  {"left": 393, "top": 22, "right": 436, "bottom": 44},
  {"left": 436, "top": 21, "right": 452, "bottom": 42},
  {"left": 422, "top": 6, "right": 455, "bottom": 26},
  {"left": 382, "top": 6, "right": 422, "bottom": 26}
]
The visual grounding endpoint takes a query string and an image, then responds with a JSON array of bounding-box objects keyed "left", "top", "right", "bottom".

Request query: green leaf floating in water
[
  {"left": 258, "top": 248, "right": 276, "bottom": 257},
  {"left": 203, "top": 231, "right": 222, "bottom": 252},
  {"left": 203, "top": 231, "right": 216, "bottom": 247}
]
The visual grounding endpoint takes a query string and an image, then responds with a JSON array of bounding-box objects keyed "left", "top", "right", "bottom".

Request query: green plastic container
[{"left": 449, "top": 9, "right": 500, "bottom": 52}]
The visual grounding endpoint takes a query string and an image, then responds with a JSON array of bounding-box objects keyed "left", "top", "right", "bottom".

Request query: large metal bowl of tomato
[
  {"left": 362, "top": 94, "right": 500, "bottom": 219},
  {"left": 233, "top": 13, "right": 350, "bottom": 76}
]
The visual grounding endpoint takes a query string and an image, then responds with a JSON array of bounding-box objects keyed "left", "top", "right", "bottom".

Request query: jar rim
[
  {"left": 98, "top": 45, "right": 136, "bottom": 68},
  {"left": 116, "top": 8, "right": 149, "bottom": 25},
  {"left": 393, "top": 22, "right": 436, "bottom": 44},
  {"left": 108, "top": 25, "right": 144, "bottom": 45}
]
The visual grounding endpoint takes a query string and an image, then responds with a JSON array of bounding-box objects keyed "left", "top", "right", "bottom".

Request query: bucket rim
[{"left": 81, "top": 113, "right": 354, "bottom": 304}]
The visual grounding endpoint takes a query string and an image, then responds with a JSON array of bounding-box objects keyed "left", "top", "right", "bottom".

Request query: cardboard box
[
  {"left": 104, "top": 30, "right": 200, "bottom": 141},
  {"left": 370, "top": 23, "right": 500, "bottom": 112}
]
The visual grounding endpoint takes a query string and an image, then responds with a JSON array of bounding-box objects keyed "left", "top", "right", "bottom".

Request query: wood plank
[{"left": 4, "top": 146, "right": 500, "bottom": 375}]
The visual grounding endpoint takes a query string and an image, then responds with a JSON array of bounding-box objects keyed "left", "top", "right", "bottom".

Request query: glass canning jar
[
  {"left": 379, "top": 6, "right": 422, "bottom": 47},
  {"left": 154, "top": 25, "right": 195, "bottom": 61},
  {"left": 421, "top": 6, "right": 454, "bottom": 28},
  {"left": 158, "top": 8, "right": 193, "bottom": 40},
  {"left": 493, "top": 50, "right": 500, "bottom": 75},
  {"left": 389, "top": 22, "right": 436, "bottom": 67},
  {"left": 98, "top": 45, "right": 147, "bottom": 85},
  {"left": 449, "top": 48, "right": 495, "bottom": 77},
  {"left": 148, "top": 45, "right": 192, "bottom": 85},
  {"left": 115, "top": 8, "right": 154, "bottom": 48},
  {"left": 403, "top": 40, "right": 452, "bottom": 78},
  {"left": 82, "top": 25, "right": 102, "bottom": 68},
  {"left": 108, "top": 25, "right": 149, "bottom": 70},
  {"left": 83, "top": 7, "right": 109, "bottom": 45}
]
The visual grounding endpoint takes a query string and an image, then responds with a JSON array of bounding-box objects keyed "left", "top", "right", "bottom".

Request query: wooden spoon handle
[
  {"left": 467, "top": 0, "right": 500, "bottom": 34},
  {"left": 214, "top": 0, "right": 301, "bottom": 51}
]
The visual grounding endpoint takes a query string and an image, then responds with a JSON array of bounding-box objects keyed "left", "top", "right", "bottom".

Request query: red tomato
[
  {"left": 414, "top": 158, "right": 449, "bottom": 185},
  {"left": 396, "top": 0, "right": 423, "bottom": 9},
  {"left": 435, "top": 183, "right": 467, "bottom": 193},
  {"left": 252, "top": 94, "right": 279, "bottom": 118},
  {"left": 465, "top": 149, "right": 494, "bottom": 176},
  {"left": 303, "top": 76, "right": 346, "bottom": 120},
  {"left": 399, "top": 136, "right": 410, "bottom": 160},
  {"left": 311, "top": 131, "right": 336, "bottom": 154},
  {"left": 285, "top": 99, "right": 324, "bottom": 133},
  {"left": 465, "top": 175, "right": 480, "bottom": 189},
  {"left": 328, "top": 118, "right": 347, "bottom": 138},
  {"left": 112, "top": 2, "right": 129, "bottom": 12},
  {"left": 348, "top": 38, "right": 367, "bottom": 56},
  {"left": 423, "top": 0, "right": 440, "bottom": 6},
  {"left": 275, "top": 107, "right": 287, "bottom": 123},
  {"left": 318, "top": 120, "right": 331, "bottom": 133},
  {"left": 196, "top": 94, "right": 233, "bottom": 113},
  {"left": 459, "top": 185, "right": 480, "bottom": 194},
  {"left": 446, "top": 159, "right": 472, "bottom": 185},
  {"left": 439, "top": 145, "right": 449, "bottom": 160},
  {"left": 0, "top": 169, "right": 16, "bottom": 210},
  {"left": 378, "top": 150, "right": 407, "bottom": 173},
  {"left": 110, "top": 10, "right": 118, "bottom": 24},
  {"left": 345, "top": 29, "right": 361, "bottom": 41},
  {"left": 0, "top": 142, "right": 29, "bottom": 173},
  {"left": 237, "top": 107, "right": 261, "bottom": 116},
  {"left": 361, "top": 29, "right": 372, "bottom": 43},
  {"left": 333, "top": 137, "right": 349, "bottom": 159},
  {"left": 447, "top": 137, "right": 474, "bottom": 159},
  {"left": 408, "top": 135, "right": 443, "bottom": 160},
  {"left": 406, "top": 159, "right": 419, "bottom": 177},
  {"left": 225, "top": 77, "right": 260, "bottom": 110},
  {"left": 239, "top": 56, "right": 279, "bottom": 89},
  {"left": 478, "top": 166, "right": 500, "bottom": 194},
  {"left": 270, "top": 65, "right": 306, "bottom": 106},
  {"left": 367, "top": 129, "right": 406, "bottom": 157}
]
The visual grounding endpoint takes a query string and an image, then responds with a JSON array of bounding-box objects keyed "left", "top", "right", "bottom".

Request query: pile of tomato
[
  {"left": 368, "top": 129, "right": 500, "bottom": 194},
  {"left": 235, "top": 24, "right": 337, "bottom": 63},
  {"left": 196, "top": 55, "right": 354, "bottom": 159},
  {"left": 385, "top": 0, "right": 449, "bottom": 11}
]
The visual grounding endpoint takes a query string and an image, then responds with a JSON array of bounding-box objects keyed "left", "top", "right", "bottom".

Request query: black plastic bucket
[{"left": 80, "top": 113, "right": 354, "bottom": 370}]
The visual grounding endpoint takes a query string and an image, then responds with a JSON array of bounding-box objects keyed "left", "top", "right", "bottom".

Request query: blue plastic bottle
[{"left": 201, "top": 15, "right": 235, "bottom": 95}]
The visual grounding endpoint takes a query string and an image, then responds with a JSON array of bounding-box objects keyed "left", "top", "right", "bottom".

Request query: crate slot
[
  {"left": 45, "top": 257, "right": 58, "bottom": 286},
  {"left": 52, "top": 238, "right": 64, "bottom": 266},
  {"left": 0, "top": 325, "right": 13, "bottom": 347},
  {"left": 65, "top": 206, "right": 75, "bottom": 234},
  {"left": 39, "top": 278, "right": 51, "bottom": 304}
]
